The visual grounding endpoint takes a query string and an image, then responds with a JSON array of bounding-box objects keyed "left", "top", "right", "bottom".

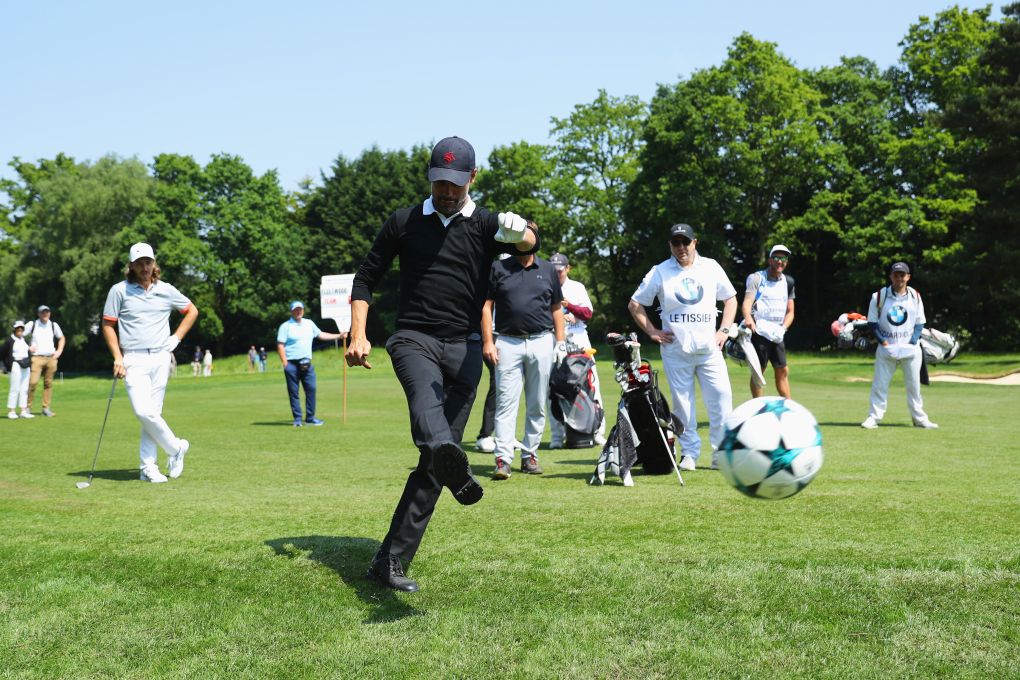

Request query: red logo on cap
[{"left": 443, "top": 152, "right": 456, "bottom": 164}]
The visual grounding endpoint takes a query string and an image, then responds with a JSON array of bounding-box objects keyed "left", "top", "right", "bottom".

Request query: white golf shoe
[
  {"left": 140, "top": 464, "right": 168, "bottom": 483},
  {"left": 913, "top": 420, "right": 939, "bottom": 429},
  {"left": 861, "top": 417, "right": 879, "bottom": 430},
  {"left": 7, "top": 412, "right": 18, "bottom": 420},
  {"left": 475, "top": 436, "right": 495, "bottom": 453},
  {"left": 20, "top": 410, "right": 34, "bottom": 419},
  {"left": 679, "top": 455, "right": 697, "bottom": 471},
  {"left": 168, "top": 439, "right": 189, "bottom": 479}
]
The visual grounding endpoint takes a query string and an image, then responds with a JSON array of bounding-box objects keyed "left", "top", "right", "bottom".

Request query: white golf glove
[
  {"left": 495, "top": 211, "right": 527, "bottom": 243},
  {"left": 162, "top": 335, "right": 181, "bottom": 353},
  {"left": 554, "top": 341, "right": 568, "bottom": 364}
]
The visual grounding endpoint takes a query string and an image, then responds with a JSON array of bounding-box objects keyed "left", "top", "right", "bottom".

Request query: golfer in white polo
[{"left": 102, "top": 243, "right": 199, "bottom": 482}]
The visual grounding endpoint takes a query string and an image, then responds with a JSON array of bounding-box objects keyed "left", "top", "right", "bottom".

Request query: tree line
[{"left": 2, "top": 6, "right": 1017, "bottom": 370}]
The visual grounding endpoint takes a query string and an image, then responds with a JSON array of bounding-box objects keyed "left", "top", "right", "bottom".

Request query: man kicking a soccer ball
[{"left": 347, "top": 136, "right": 538, "bottom": 592}]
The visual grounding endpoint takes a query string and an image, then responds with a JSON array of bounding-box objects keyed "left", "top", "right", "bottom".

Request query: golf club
[{"left": 76, "top": 376, "right": 118, "bottom": 489}]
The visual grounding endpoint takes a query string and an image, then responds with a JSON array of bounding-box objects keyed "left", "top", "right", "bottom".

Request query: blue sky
[{"left": 1, "top": 1, "right": 998, "bottom": 191}]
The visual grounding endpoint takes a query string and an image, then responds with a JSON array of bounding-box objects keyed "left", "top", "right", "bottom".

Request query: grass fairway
[{"left": 2, "top": 351, "right": 1019, "bottom": 678}]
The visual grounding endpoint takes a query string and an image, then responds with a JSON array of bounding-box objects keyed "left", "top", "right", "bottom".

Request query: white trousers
[
  {"left": 661, "top": 348, "right": 733, "bottom": 460},
  {"left": 549, "top": 331, "right": 606, "bottom": 444},
  {"left": 494, "top": 333, "right": 554, "bottom": 463},
  {"left": 123, "top": 351, "right": 183, "bottom": 468},
  {"left": 7, "top": 362, "right": 29, "bottom": 409},
  {"left": 868, "top": 344, "right": 929, "bottom": 423}
]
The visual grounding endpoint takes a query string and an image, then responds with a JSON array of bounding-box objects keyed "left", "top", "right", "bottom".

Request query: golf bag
[
  {"left": 549, "top": 343, "right": 604, "bottom": 448},
  {"left": 919, "top": 327, "right": 960, "bottom": 365},
  {"left": 591, "top": 333, "right": 684, "bottom": 487},
  {"left": 722, "top": 323, "right": 766, "bottom": 388},
  {"left": 831, "top": 312, "right": 873, "bottom": 351}
]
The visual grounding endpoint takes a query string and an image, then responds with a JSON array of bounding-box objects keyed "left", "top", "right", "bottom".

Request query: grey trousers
[{"left": 493, "top": 332, "right": 554, "bottom": 463}]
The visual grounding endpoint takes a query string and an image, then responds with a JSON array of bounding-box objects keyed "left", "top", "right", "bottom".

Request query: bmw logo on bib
[
  {"left": 886, "top": 305, "right": 908, "bottom": 326},
  {"left": 675, "top": 277, "right": 704, "bottom": 305}
]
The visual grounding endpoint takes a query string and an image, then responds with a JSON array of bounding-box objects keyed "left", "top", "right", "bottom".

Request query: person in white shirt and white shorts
[
  {"left": 102, "top": 243, "right": 200, "bottom": 482},
  {"left": 628, "top": 223, "right": 738, "bottom": 471}
]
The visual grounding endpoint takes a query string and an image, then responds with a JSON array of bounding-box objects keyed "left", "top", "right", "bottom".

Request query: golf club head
[{"left": 75, "top": 481, "right": 91, "bottom": 489}]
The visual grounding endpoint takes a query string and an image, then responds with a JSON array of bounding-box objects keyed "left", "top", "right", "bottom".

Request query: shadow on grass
[
  {"left": 818, "top": 421, "right": 912, "bottom": 428},
  {"left": 555, "top": 457, "right": 599, "bottom": 466},
  {"left": 68, "top": 468, "right": 138, "bottom": 482},
  {"left": 251, "top": 421, "right": 300, "bottom": 427},
  {"left": 264, "top": 535, "right": 421, "bottom": 624}
]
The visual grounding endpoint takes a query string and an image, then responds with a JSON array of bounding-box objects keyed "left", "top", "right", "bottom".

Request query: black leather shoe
[
  {"left": 432, "top": 442, "right": 484, "bottom": 505},
  {"left": 366, "top": 553, "right": 419, "bottom": 592}
]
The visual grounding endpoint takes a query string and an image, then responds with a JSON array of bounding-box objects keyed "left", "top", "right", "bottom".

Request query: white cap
[
  {"left": 129, "top": 242, "right": 155, "bottom": 262},
  {"left": 13, "top": 320, "right": 26, "bottom": 329},
  {"left": 290, "top": 300, "right": 304, "bottom": 310},
  {"left": 769, "top": 244, "right": 791, "bottom": 257}
]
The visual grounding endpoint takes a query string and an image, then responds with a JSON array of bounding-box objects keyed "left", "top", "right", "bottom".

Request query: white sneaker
[
  {"left": 679, "top": 455, "right": 696, "bottom": 471},
  {"left": 20, "top": 410, "right": 34, "bottom": 419},
  {"left": 8, "top": 412, "right": 18, "bottom": 420},
  {"left": 168, "top": 439, "right": 189, "bottom": 478},
  {"left": 475, "top": 436, "right": 495, "bottom": 453},
  {"left": 913, "top": 420, "right": 939, "bottom": 429},
  {"left": 861, "top": 417, "right": 879, "bottom": 430},
  {"left": 42, "top": 407, "right": 55, "bottom": 417},
  {"left": 594, "top": 433, "right": 607, "bottom": 446},
  {"left": 140, "top": 465, "right": 168, "bottom": 483}
]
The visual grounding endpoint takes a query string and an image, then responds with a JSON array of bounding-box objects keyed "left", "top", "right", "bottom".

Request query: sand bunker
[{"left": 928, "top": 371, "right": 1020, "bottom": 385}]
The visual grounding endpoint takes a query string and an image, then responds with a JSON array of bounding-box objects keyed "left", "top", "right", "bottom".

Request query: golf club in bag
[
  {"left": 590, "top": 333, "right": 684, "bottom": 487},
  {"left": 548, "top": 342, "right": 604, "bottom": 448},
  {"left": 76, "top": 376, "right": 118, "bottom": 489}
]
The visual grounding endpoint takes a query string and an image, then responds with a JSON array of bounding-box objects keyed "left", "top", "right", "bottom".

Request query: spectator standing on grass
[
  {"left": 3, "top": 321, "right": 33, "bottom": 419},
  {"left": 861, "top": 262, "right": 938, "bottom": 430},
  {"left": 742, "top": 245, "right": 796, "bottom": 399},
  {"left": 276, "top": 301, "right": 345, "bottom": 427},
  {"left": 547, "top": 252, "right": 606, "bottom": 448},
  {"left": 24, "top": 305, "right": 65, "bottom": 417},
  {"left": 628, "top": 223, "right": 737, "bottom": 471},
  {"left": 258, "top": 346, "right": 267, "bottom": 373},
  {"left": 248, "top": 345, "right": 257, "bottom": 373},
  {"left": 346, "top": 136, "right": 538, "bottom": 592},
  {"left": 483, "top": 244, "right": 565, "bottom": 479},
  {"left": 101, "top": 242, "right": 198, "bottom": 483},
  {"left": 202, "top": 349, "right": 213, "bottom": 377},
  {"left": 192, "top": 346, "right": 202, "bottom": 376}
]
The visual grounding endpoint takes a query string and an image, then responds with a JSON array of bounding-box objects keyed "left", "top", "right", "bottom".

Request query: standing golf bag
[
  {"left": 831, "top": 312, "right": 873, "bottom": 351},
  {"left": 591, "top": 333, "right": 684, "bottom": 487},
  {"left": 549, "top": 343, "right": 604, "bottom": 448},
  {"left": 919, "top": 327, "right": 960, "bottom": 365}
]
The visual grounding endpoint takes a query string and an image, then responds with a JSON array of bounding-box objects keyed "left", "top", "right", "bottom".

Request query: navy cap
[
  {"left": 428, "top": 137, "right": 475, "bottom": 186},
  {"left": 890, "top": 262, "right": 910, "bottom": 274},
  {"left": 550, "top": 253, "right": 569, "bottom": 269},
  {"left": 669, "top": 223, "right": 696, "bottom": 241}
]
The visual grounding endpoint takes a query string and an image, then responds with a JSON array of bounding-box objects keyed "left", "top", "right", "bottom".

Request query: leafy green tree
[
  {"left": 0, "top": 155, "right": 153, "bottom": 368},
  {"left": 944, "top": 2, "right": 1020, "bottom": 347},
  {"left": 474, "top": 140, "right": 566, "bottom": 241}
]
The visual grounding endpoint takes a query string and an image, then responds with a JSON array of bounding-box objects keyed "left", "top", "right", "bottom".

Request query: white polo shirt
[
  {"left": 103, "top": 280, "right": 192, "bottom": 351},
  {"left": 632, "top": 254, "right": 736, "bottom": 355},
  {"left": 560, "top": 277, "right": 594, "bottom": 343},
  {"left": 24, "top": 319, "right": 63, "bottom": 356}
]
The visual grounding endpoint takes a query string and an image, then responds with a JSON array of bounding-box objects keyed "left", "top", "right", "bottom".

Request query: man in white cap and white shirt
[
  {"left": 24, "top": 304, "right": 65, "bottom": 416},
  {"left": 547, "top": 252, "right": 606, "bottom": 447},
  {"left": 861, "top": 261, "right": 938, "bottom": 430},
  {"left": 742, "top": 244, "right": 796, "bottom": 398},
  {"left": 628, "top": 223, "right": 738, "bottom": 471},
  {"left": 102, "top": 242, "right": 199, "bottom": 482}
]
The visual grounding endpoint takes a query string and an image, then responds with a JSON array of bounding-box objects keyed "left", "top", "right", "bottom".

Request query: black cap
[
  {"left": 890, "top": 262, "right": 910, "bottom": 274},
  {"left": 669, "top": 223, "right": 696, "bottom": 240},
  {"left": 550, "top": 253, "right": 569, "bottom": 269},
  {"left": 428, "top": 137, "right": 475, "bottom": 186}
]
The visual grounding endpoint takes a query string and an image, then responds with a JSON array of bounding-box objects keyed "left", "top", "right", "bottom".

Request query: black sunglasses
[{"left": 670, "top": 237, "right": 693, "bottom": 247}]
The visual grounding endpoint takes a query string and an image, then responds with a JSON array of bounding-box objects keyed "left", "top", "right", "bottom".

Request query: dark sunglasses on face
[
  {"left": 771, "top": 255, "right": 789, "bottom": 262},
  {"left": 670, "top": 238, "right": 692, "bottom": 247}
]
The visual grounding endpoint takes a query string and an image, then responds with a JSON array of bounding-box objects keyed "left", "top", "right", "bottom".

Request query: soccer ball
[{"left": 718, "top": 397, "right": 823, "bottom": 500}]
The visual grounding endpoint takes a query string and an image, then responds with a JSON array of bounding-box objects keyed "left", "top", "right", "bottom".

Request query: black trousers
[
  {"left": 477, "top": 354, "right": 497, "bottom": 438},
  {"left": 379, "top": 329, "right": 483, "bottom": 562}
]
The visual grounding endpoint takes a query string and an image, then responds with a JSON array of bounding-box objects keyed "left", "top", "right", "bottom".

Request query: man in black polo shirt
[
  {"left": 482, "top": 247, "right": 565, "bottom": 478},
  {"left": 347, "top": 136, "right": 539, "bottom": 592}
]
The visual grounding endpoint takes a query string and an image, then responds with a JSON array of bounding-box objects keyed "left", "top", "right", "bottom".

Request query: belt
[
  {"left": 124, "top": 348, "right": 164, "bottom": 354},
  {"left": 500, "top": 331, "right": 551, "bottom": 340}
]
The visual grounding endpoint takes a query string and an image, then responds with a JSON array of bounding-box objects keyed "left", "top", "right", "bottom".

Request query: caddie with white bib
[
  {"left": 102, "top": 243, "right": 200, "bottom": 482},
  {"left": 741, "top": 244, "right": 796, "bottom": 398},
  {"left": 861, "top": 262, "right": 938, "bottom": 430},
  {"left": 628, "top": 223, "right": 738, "bottom": 471}
]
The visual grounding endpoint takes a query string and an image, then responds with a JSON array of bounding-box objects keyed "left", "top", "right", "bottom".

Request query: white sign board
[{"left": 320, "top": 274, "right": 356, "bottom": 333}]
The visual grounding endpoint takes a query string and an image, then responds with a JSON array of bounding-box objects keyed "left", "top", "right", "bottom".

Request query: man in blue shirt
[{"left": 276, "top": 301, "right": 345, "bottom": 426}]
